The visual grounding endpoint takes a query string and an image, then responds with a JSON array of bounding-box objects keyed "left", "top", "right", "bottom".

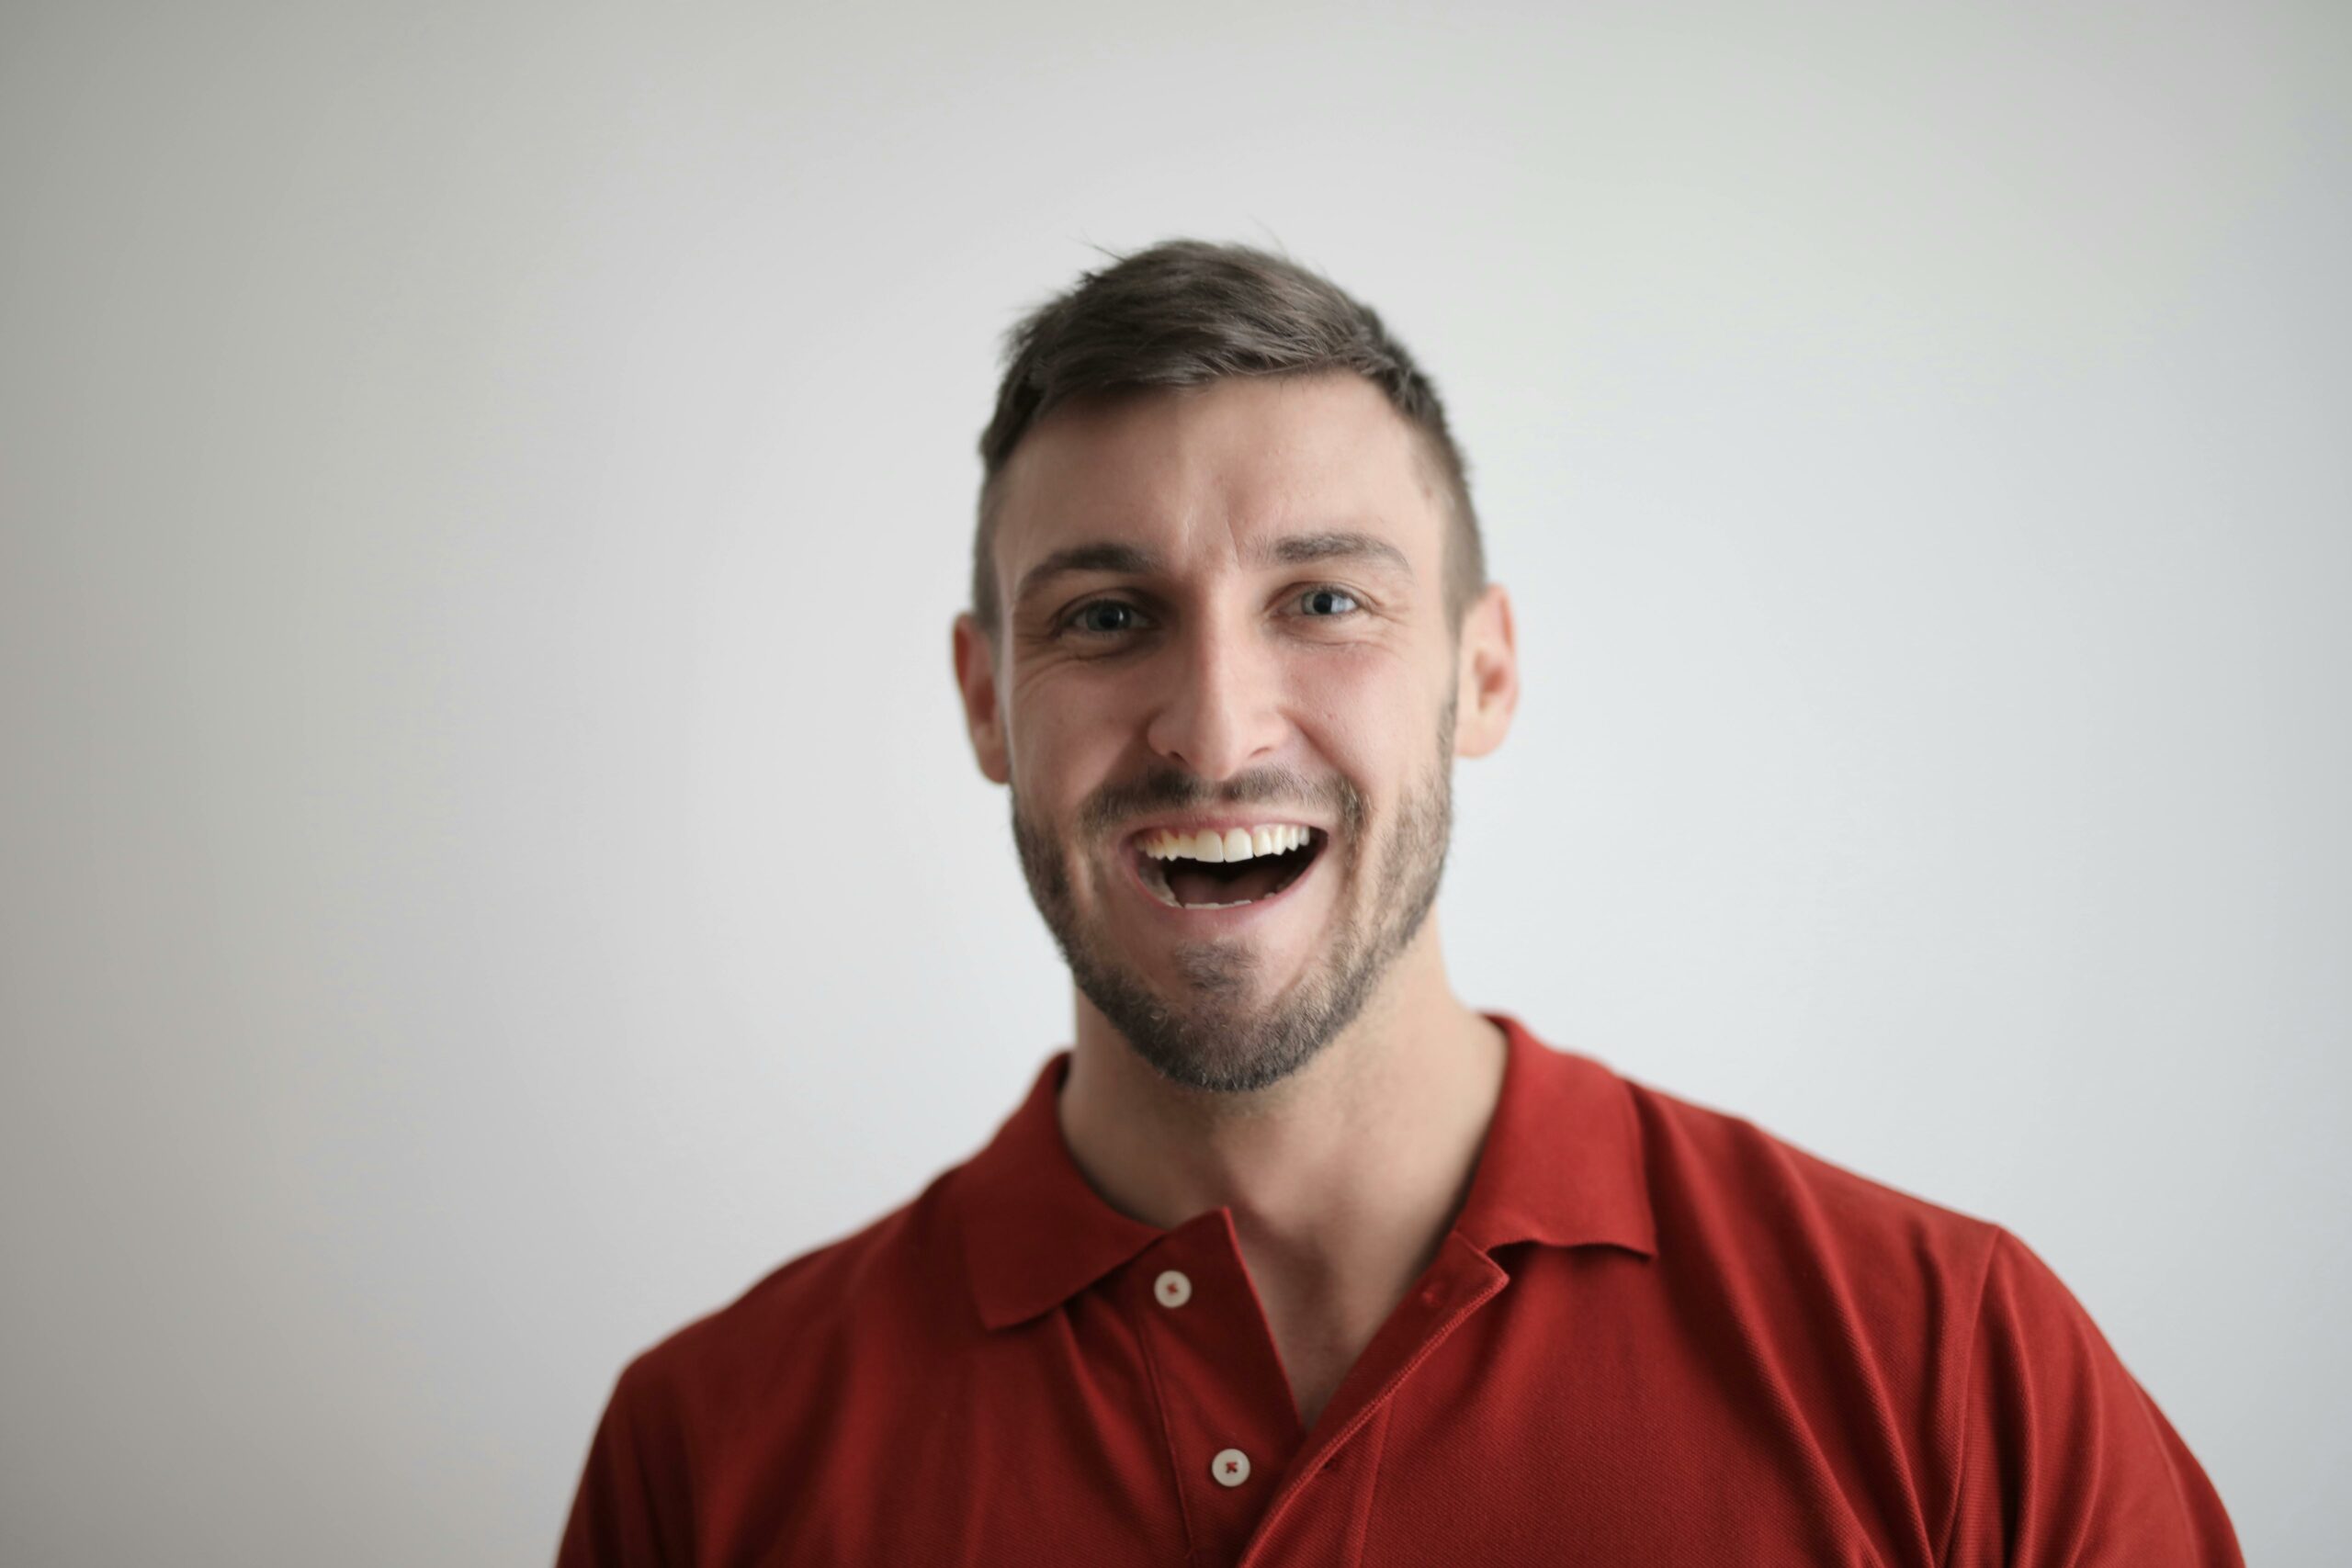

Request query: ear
[
  {"left": 952, "top": 613, "right": 1012, "bottom": 784},
  {"left": 1453, "top": 582, "right": 1519, "bottom": 761}
]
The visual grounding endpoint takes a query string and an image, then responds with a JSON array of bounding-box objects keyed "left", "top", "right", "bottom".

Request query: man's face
[{"left": 955, "top": 373, "right": 1506, "bottom": 1093}]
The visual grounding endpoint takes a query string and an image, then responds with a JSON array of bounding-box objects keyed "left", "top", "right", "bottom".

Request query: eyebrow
[
  {"left": 1263, "top": 530, "right": 1411, "bottom": 574},
  {"left": 1011, "top": 530, "right": 1412, "bottom": 611},
  {"left": 1012, "top": 542, "right": 1157, "bottom": 610}
]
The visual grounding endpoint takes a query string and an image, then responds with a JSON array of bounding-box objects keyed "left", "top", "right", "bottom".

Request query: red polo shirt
[{"left": 557, "top": 1015, "right": 2239, "bottom": 1565}]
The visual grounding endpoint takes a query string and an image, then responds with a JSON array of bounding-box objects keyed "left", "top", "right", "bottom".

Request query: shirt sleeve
[
  {"left": 1942, "top": 1228, "right": 2240, "bottom": 1567},
  {"left": 555, "top": 1353, "right": 697, "bottom": 1568}
]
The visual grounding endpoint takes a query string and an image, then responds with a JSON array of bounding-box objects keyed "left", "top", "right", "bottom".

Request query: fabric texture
[{"left": 556, "top": 1015, "right": 2239, "bottom": 1565}]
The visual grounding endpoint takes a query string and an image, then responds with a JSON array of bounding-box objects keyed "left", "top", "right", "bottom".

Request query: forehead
[{"left": 992, "top": 373, "right": 1448, "bottom": 592}]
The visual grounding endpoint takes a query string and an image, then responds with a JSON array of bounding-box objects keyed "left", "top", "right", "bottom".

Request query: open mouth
[{"left": 1133, "top": 824, "right": 1326, "bottom": 910}]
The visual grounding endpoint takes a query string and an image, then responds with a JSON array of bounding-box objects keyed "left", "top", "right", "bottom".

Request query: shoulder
[
  {"left": 1949, "top": 1212, "right": 2245, "bottom": 1561},
  {"left": 1618, "top": 1067, "right": 2003, "bottom": 1289},
  {"left": 1596, "top": 1066, "right": 2240, "bottom": 1562},
  {"left": 557, "top": 1169, "right": 987, "bottom": 1565},
  {"left": 1580, "top": 1065, "right": 2004, "bottom": 1441},
  {"left": 610, "top": 1166, "right": 975, "bottom": 1427}
]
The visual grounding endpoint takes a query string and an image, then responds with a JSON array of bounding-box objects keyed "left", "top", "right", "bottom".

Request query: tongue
[{"left": 1168, "top": 857, "right": 1291, "bottom": 907}]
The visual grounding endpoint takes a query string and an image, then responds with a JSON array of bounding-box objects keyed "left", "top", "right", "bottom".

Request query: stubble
[{"left": 1011, "top": 696, "right": 1457, "bottom": 1093}]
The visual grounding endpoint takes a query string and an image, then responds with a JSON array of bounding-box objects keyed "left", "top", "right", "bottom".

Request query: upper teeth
[{"left": 1142, "top": 824, "right": 1313, "bottom": 863}]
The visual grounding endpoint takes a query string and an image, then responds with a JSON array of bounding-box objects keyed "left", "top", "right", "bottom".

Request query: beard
[{"left": 1010, "top": 695, "right": 1456, "bottom": 1094}]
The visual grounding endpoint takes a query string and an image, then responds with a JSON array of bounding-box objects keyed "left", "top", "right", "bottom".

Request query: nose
[{"left": 1142, "top": 608, "right": 1286, "bottom": 782}]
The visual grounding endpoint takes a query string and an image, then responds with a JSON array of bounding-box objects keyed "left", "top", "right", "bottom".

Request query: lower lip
[{"left": 1119, "top": 839, "right": 1326, "bottom": 927}]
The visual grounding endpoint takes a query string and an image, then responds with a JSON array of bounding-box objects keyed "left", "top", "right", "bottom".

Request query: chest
[{"left": 692, "top": 1248, "right": 1945, "bottom": 1568}]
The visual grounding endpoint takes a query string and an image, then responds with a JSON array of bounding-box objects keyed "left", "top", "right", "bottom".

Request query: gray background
[{"left": 4, "top": 2, "right": 2344, "bottom": 1562}]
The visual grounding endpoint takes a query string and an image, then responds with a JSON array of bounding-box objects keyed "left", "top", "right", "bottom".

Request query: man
[{"left": 558, "top": 242, "right": 2239, "bottom": 1565}]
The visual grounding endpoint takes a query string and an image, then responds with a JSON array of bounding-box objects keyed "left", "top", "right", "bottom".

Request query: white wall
[{"left": 3, "top": 2, "right": 2343, "bottom": 1562}]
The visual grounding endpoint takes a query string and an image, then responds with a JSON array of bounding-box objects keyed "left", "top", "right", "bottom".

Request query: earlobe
[
  {"left": 1453, "top": 583, "right": 1520, "bottom": 761},
  {"left": 951, "top": 614, "right": 1012, "bottom": 784}
]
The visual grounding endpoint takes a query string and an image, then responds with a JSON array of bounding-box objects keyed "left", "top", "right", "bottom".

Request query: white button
[
  {"left": 1211, "top": 1447, "right": 1251, "bottom": 1487},
  {"left": 1153, "top": 1269, "right": 1193, "bottom": 1308}
]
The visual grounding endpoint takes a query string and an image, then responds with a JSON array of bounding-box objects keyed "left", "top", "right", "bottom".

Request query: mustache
[{"left": 1077, "top": 766, "right": 1367, "bottom": 840}]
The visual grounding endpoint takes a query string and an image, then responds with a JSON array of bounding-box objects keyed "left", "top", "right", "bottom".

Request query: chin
[{"left": 1070, "top": 927, "right": 1383, "bottom": 1095}]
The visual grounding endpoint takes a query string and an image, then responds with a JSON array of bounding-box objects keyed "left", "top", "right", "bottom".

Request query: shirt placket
[
  {"left": 1237, "top": 1230, "right": 1511, "bottom": 1568},
  {"left": 1125, "top": 1208, "right": 1306, "bottom": 1566}
]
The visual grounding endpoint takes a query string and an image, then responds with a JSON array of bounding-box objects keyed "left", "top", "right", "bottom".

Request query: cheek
[
  {"left": 1007, "top": 683, "right": 1125, "bottom": 806},
  {"left": 1290, "top": 650, "right": 1432, "bottom": 769}
]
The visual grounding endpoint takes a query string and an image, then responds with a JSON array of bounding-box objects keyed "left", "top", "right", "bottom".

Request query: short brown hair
[{"left": 971, "top": 240, "right": 1484, "bottom": 634}]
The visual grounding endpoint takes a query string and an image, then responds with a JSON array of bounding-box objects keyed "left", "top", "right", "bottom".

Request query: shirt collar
[{"left": 953, "top": 1012, "right": 1657, "bottom": 1331}]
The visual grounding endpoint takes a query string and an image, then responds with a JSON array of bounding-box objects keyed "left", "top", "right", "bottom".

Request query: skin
[{"left": 951, "top": 371, "right": 1521, "bottom": 1431}]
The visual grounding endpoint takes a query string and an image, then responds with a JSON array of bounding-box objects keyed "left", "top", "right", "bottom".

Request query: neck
[{"left": 1056, "top": 921, "right": 1508, "bottom": 1292}]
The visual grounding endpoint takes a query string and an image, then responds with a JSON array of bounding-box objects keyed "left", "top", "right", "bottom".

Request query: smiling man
[{"left": 557, "top": 243, "right": 2239, "bottom": 1565}]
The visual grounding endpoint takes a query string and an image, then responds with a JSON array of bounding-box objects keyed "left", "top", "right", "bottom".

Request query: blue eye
[{"left": 1300, "top": 587, "right": 1359, "bottom": 616}]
